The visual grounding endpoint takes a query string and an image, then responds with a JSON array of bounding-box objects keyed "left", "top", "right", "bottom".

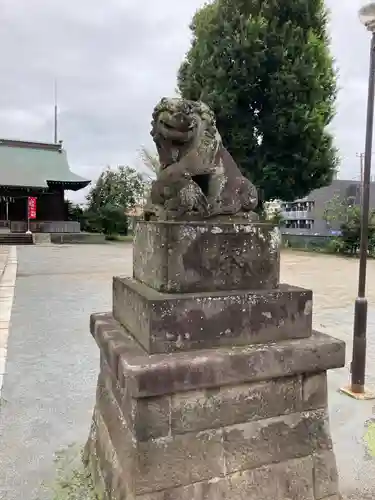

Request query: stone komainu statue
[{"left": 144, "top": 98, "right": 258, "bottom": 220}]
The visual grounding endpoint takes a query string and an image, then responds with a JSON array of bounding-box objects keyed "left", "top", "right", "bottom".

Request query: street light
[{"left": 341, "top": 2, "right": 375, "bottom": 399}]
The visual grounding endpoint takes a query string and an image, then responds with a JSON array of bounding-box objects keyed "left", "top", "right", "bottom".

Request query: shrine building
[{"left": 0, "top": 138, "right": 90, "bottom": 233}]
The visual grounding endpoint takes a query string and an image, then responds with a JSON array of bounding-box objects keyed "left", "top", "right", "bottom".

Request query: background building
[
  {"left": 0, "top": 138, "right": 90, "bottom": 233},
  {"left": 281, "top": 179, "right": 375, "bottom": 236}
]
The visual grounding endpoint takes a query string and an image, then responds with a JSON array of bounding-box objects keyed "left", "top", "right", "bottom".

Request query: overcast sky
[{"left": 0, "top": 0, "right": 372, "bottom": 201}]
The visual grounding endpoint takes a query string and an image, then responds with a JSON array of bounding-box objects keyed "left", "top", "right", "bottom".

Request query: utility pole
[
  {"left": 340, "top": 11, "right": 375, "bottom": 399},
  {"left": 357, "top": 152, "right": 375, "bottom": 203},
  {"left": 357, "top": 152, "right": 365, "bottom": 204}
]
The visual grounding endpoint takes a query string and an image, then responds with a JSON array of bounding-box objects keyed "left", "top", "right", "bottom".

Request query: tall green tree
[{"left": 178, "top": 0, "right": 339, "bottom": 202}]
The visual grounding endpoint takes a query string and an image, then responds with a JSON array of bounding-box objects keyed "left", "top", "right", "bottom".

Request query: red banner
[{"left": 28, "top": 197, "right": 37, "bottom": 219}]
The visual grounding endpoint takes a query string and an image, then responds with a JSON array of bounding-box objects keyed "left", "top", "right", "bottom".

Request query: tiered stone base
[
  {"left": 84, "top": 313, "right": 345, "bottom": 500},
  {"left": 85, "top": 220, "right": 344, "bottom": 499},
  {"left": 112, "top": 277, "right": 313, "bottom": 353}
]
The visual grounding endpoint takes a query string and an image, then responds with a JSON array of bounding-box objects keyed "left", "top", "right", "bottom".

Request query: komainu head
[{"left": 150, "top": 97, "right": 219, "bottom": 168}]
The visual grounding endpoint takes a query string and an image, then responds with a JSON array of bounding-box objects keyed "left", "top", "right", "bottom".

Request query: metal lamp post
[{"left": 341, "top": 2, "right": 375, "bottom": 399}]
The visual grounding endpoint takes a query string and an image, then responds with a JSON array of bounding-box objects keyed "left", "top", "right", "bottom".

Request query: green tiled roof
[{"left": 0, "top": 139, "right": 90, "bottom": 191}]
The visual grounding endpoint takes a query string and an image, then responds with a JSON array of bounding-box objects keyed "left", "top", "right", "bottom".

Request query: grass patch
[{"left": 46, "top": 444, "right": 98, "bottom": 500}]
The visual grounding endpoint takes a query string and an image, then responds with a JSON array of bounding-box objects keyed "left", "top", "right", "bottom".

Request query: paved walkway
[
  {"left": 0, "top": 245, "right": 375, "bottom": 499},
  {"left": 0, "top": 244, "right": 132, "bottom": 500},
  {"left": 0, "top": 246, "right": 17, "bottom": 399}
]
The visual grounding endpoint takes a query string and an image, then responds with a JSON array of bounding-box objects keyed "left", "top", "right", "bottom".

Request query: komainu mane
[{"left": 144, "top": 97, "right": 258, "bottom": 221}]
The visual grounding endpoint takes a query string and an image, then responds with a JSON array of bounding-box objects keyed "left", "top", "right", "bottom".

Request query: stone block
[
  {"left": 90, "top": 411, "right": 126, "bottom": 500},
  {"left": 90, "top": 313, "right": 345, "bottom": 399},
  {"left": 100, "top": 356, "right": 304, "bottom": 440},
  {"left": 99, "top": 356, "right": 171, "bottom": 441},
  {"left": 131, "top": 394, "right": 171, "bottom": 441},
  {"left": 90, "top": 313, "right": 140, "bottom": 377},
  {"left": 101, "top": 397, "right": 224, "bottom": 494},
  {"left": 95, "top": 367, "right": 225, "bottom": 494},
  {"left": 136, "top": 456, "right": 314, "bottom": 500},
  {"left": 133, "top": 220, "right": 280, "bottom": 293},
  {"left": 95, "top": 370, "right": 136, "bottom": 472},
  {"left": 313, "top": 451, "right": 339, "bottom": 499},
  {"left": 134, "top": 429, "right": 224, "bottom": 494},
  {"left": 222, "top": 409, "right": 332, "bottom": 474},
  {"left": 303, "top": 372, "right": 328, "bottom": 410},
  {"left": 88, "top": 408, "right": 317, "bottom": 500},
  {"left": 113, "top": 277, "right": 313, "bottom": 353},
  {"left": 171, "top": 377, "right": 302, "bottom": 434},
  {"left": 88, "top": 408, "right": 134, "bottom": 500}
]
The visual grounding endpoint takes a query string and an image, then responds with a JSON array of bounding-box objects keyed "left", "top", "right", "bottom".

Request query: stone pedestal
[
  {"left": 133, "top": 221, "right": 280, "bottom": 292},
  {"left": 85, "top": 221, "right": 345, "bottom": 500}
]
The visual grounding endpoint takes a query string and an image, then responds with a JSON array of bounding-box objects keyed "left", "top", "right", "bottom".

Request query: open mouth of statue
[
  {"left": 159, "top": 119, "right": 195, "bottom": 144},
  {"left": 160, "top": 118, "right": 194, "bottom": 131},
  {"left": 170, "top": 138, "right": 187, "bottom": 147}
]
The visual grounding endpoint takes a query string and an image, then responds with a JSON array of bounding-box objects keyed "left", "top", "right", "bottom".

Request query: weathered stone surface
[
  {"left": 93, "top": 408, "right": 143, "bottom": 500},
  {"left": 113, "top": 277, "right": 312, "bottom": 353},
  {"left": 223, "top": 409, "right": 333, "bottom": 474},
  {"left": 131, "top": 395, "right": 171, "bottom": 441},
  {"left": 95, "top": 370, "right": 136, "bottom": 474},
  {"left": 303, "top": 372, "right": 328, "bottom": 410},
  {"left": 99, "top": 356, "right": 171, "bottom": 441},
  {"left": 170, "top": 377, "right": 302, "bottom": 434},
  {"left": 99, "top": 357, "right": 127, "bottom": 420},
  {"left": 135, "top": 429, "right": 224, "bottom": 494},
  {"left": 86, "top": 313, "right": 343, "bottom": 499},
  {"left": 133, "top": 221, "right": 280, "bottom": 293},
  {"left": 137, "top": 456, "right": 314, "bottom": 500},
  {"left": 313, "top": 451, "right": 340, "bottom": 499},
  {"left": 318, "top": 497, "right": 341, "bottom": 500},
  {"left": 144, "top": 97, "right": 258, "bottom": 221},
  {"left": 90, "top": 313, "right": 345, "bottom": 398},
  {"left": 88, "top": 397, "right": 319, "bottom": 500},
  {"left": 96, "top": 380, "right": 225, "bottom": 494},
  {"left": 95, "top": 366, "right": 225, "bottom": 494},
  {"left": 100, "top": 356, "right": 304, "bottom": 439},
  {"left": 88, "top": 411, "right": 127, "bottom": 500}
]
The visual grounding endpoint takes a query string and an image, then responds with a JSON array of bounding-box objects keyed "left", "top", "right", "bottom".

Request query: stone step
[{"left": 0, "top": 233, "right": 33, "bottom": 245}]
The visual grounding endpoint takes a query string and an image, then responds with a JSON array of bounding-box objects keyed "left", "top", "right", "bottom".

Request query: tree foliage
[
  {"left": 93, "top": 203, "right": 128, "bottom": 237},
  {"left": 86, "top": 165, "right": 145, "bottom": 213},
  {"left": 66, "top": 201, "right": 84, "bottom": 222},
  {"left": 324, "top": 195, "right": 375, "bottom": 255},
  {"left": 178, "top": 0, "right": 339, "bottom": 203},
  {"left": 85, "top": 166, "right": 146, "bottom": 236},
  {"left": 263, "top": 199, "right": 284, "bottom": 225}
]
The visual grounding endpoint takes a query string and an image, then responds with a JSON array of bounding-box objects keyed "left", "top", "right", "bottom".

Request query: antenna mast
[{"left": 54, "top": 80, "right": 58, "bottom": 144}]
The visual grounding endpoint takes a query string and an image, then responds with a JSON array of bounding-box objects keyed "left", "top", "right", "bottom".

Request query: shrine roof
[{"left": 0, "top": 139, "right": 90, "bottom": 191}]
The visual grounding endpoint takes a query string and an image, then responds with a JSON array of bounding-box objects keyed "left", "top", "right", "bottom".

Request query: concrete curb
[{"left": 0, "top": 246, "right": 17, "bottom": 400}]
